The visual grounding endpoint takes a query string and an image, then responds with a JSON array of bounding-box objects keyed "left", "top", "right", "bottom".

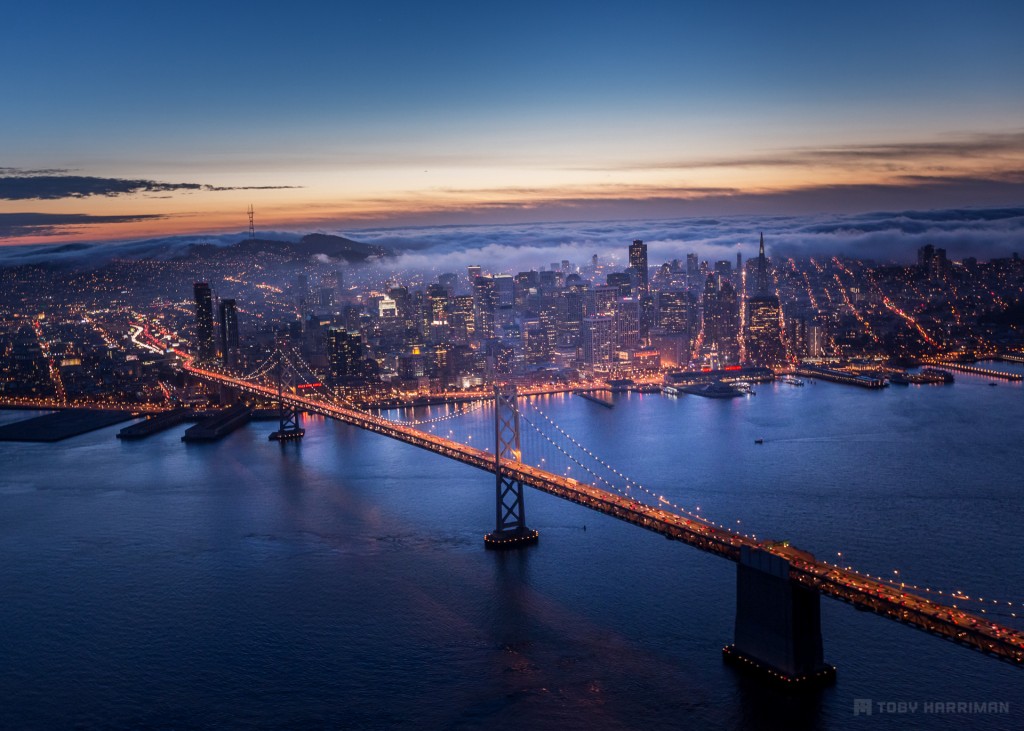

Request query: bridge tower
[
  {"left": 723, "top": 546, "right": 836, "bottom": 686},
  {"left": 484, "top": 384, "right": 538, "bottom": 549},
  {"left": 268, "top": 349, "right": 305, "bottom": 441}
]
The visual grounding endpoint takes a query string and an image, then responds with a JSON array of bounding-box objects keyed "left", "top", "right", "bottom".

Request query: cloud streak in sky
[
  {"left": 0, "top": 170, "right": 299, "bottom": 201},
  {"left": 0, "top": 212, "right": 167, "bottom": 239},
  {"left": 592, "top": 131, "right": 1024, "bottom": 172}
]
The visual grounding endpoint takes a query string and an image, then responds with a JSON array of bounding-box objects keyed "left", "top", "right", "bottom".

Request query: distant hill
[
  {"left": 182, "top": 234, "right": 395, "bottom": 264},
  {"left": 295, "top": 233, "right": 393, "bottom": 262}
]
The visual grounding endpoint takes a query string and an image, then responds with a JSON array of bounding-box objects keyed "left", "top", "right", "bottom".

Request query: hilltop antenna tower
[{"left": 247, "top": 205, "right": 255, "bottom": 240}]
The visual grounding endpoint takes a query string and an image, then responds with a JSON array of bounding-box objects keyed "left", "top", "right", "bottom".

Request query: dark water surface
[{"left": 1, "top": 367, "right": 1021, "bottom": 730}]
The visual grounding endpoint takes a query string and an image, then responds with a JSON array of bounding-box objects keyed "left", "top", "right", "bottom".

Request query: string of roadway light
[
  {"left": 379, "top": 398, "right": 490, "bottom": 427},
  {"left": 197, "top": 351, "right": 1024, "bottom": 619},
  {"left": 520, "top": 402, "right": 1024, "bottom": 618},
  {"left": 520, "top": 402, "right": 736, "bottom": 533}
]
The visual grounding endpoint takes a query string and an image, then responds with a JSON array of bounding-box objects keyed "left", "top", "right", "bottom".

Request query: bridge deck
[{"left": 186, "top": 363, "right": 1024, "bottom": 666}]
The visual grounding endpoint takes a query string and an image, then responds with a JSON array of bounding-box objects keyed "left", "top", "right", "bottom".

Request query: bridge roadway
[{"left": 186, "top": 362, "right": 1024, "bottom": 666}]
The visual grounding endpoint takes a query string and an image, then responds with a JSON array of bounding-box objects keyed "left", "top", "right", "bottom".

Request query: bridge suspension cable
[
  {"left": 208, "top": 352, "right": 1024, "bottom": 628},
  {"left": 378, "top": 397, "right": 489, "bottom": 427},
  {"left": 518, "top": 401, "right": 751, "bottom": 536}
]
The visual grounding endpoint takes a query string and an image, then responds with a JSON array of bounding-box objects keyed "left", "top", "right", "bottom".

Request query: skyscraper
[
  {"left": 613, "top": 298, "right": 641, "bottom": 350},
  {"left": 755, "top": 232, "right": 770, "bottom": 296},
  {"left": 556, "top": 286, "right": 587, "bottom": 347},
  {"left": 581, "top": 315, "right": 615, "bottom": 369},
  {"left": 328, "top": 328, "right": 367, "bottom": 385},
  {"left": 745, "top": 296, "right": 784, "bottom": 367},
  {"left": 193, "top": 282, "right": 215, "bottom": 361},
  {"left": 472, "top": 275, "right": 497, "bottom": 340},
  {"left": 629, "top": 239, "right": 649, "bottom": 293},
  {"left": 446, "top": 294, "right": 475, "bottom": 344},
  {"left": 656, "top": 291, "right": 688, "bottom": 332},
  {"left": 219, "top": 298, "right": 239, "bottom": 367},
  {"left": 701, "top": 275, "right": 740, "bottom": 366},
  {"left": 745, "top": 233, "right": 784, "bottom": 367}
]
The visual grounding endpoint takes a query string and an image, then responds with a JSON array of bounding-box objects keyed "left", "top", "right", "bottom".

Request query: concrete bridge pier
[
  {"left": 723, "top": 546, "right": 836, "bottom": 686},
  {"left": 218, "top": 383, "right": 238, "bottom": 406}
]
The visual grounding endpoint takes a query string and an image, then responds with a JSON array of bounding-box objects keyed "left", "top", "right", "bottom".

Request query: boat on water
[
  {"left": 780, "top": 375, "right": 805, "bottom": 386},
  {"left": 731, "top": 381, "right": 756, "bottom": 395},
  {"left": 754, "top": 438, "right": 764, "bottom": 445},
  {"left": 680, "top": 381, "right": 744, "bottom": 399}
]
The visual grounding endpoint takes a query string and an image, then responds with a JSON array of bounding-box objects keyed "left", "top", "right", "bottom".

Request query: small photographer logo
[
  {"left": 854, "top": 699, "right": 1010, "bottom": 716},
  {"left": 853, "top": 699, "right": 873, "bottom": 716}
]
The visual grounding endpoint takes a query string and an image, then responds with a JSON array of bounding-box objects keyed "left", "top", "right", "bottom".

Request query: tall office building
[
  {"left": 754, "top": 232, "right": 770, "bottom": 296},
  {"left": 193, "top": 282, "right": 215, "bottom": 361},
  {"left": 581, "top": 316, "right": 615, "bottom": 369},
  {"left": 917, "top": 244, "right": 948, "bottom": 280},
  {"left": 614, "top": 298, "right": 642, "bottom": 350},
  {"left": 423, "top": 283, "right": 448, "bottom": 341},
  {"left": 806, "top": 322, "right": 827, "bottom": 358},
  {"left": 701, "top": 275, "right": 740, "bottom": 365},
  {"left": 493, "top": 274, "right": 515, "bottom": 307},
  {"left": 219, "top": 298, "right": 239, "bottom": 367},
  {"left": 745, "top": 296, "right": 784, "bottom": 367},
  {"left": 446, "top": 294, "right": 475, "bottom": 344},
  {"left": 556, "top": 286, "right": 587, "bottom": 347},
  {"left": 629, "top": 239, "right": 649, "bottom": 293},
  {"left": 744, "top": 232, "right": 784, "bottom": 366},
  {"left": 472, "top": 275, "right": 497, "bottom": 340},
  {"left": 656, "top": 291, "right": 688, "bottom": 332},
  {"left": 593, "top": 285, "right": 619, "bottom": 316},
  {"left": 328, "top": 328, "right": 367, "bottom": 385}
]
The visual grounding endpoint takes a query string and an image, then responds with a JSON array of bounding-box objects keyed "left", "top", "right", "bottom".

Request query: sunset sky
[{"left": 3, "top": 0, "right": 1023, "bottom": 245}]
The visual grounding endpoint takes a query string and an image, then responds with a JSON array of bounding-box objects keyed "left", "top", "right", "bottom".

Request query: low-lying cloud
[
  {"left": 1, "top": 207, "right": 1021, "bottom": 270},
  {"left": 347, "top": 207, "right": 1024, "bottom": 272}
]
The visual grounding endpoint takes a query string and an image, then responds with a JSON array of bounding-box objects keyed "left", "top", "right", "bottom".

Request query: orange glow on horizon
[{"left": 3, "top": 147, "right": 1023, "bottom": 246}]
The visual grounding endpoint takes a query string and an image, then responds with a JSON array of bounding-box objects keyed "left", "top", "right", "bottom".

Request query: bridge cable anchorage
[
  {"left": 484, "top": 383, "right": 538, "bottom": 549},
  {"left": 268, "top": 346, "right": 305, "bottom": 441}
]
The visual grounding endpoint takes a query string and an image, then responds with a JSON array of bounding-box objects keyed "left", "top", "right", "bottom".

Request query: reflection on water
[{"left": 0, "top": 369, "right": 1021, "bottom": 729}]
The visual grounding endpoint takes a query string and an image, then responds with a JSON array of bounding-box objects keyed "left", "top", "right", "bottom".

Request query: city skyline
[
  {"left": 3, "top": 1, "right": 1023, "bottom": 244},
  {"left": 3, "top": 4, "right": 1023, "bottom": 725}
]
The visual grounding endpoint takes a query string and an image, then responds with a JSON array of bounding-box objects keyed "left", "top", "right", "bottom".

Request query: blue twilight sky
[{"left": 2, "top": 0, "right": 1023, "bottom": 243}]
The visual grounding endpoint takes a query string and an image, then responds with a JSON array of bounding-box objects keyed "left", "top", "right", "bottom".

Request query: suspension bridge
[{"left": 181, "top": 344, "right": 1024, "bottom": 685}]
